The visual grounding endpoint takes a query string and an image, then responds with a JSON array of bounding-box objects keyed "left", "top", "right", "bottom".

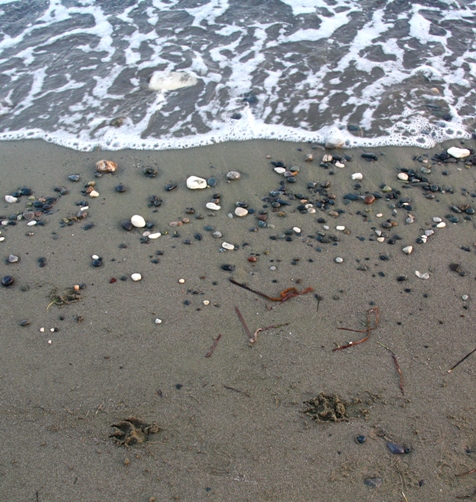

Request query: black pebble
[
  {"left": 221, "top": 264, "right": 235, "bottom": 271},
  {"left": 92, "top": 259, "right": 102, "bottom": 267},
  {"left": 1, "top": 275, "right": 14, "bottom": 287},
  {"left": 355, "top": 435, "right": 366, "bottom": 444}
]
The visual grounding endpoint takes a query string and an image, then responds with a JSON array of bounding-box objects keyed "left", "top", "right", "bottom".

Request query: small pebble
[
  {"left": 402, "top": 246, "right": 413, "bottom": 255},
  {"left": 186, "top": 176, "right": 207, "bottom": 190},
  {"left": 178, "top": 278, "right": 185, "bottom": 284},
  {"left": 335, "top": 257, "right": 344, "bottom": 263},
  {"left": 147, "top": 232, "right": 161, "bottom": 239},
  {"left": 364, "top": 478, "right": 383, "bottom": 488},
  {"left": 462, "top": 294, "right": 469, "bottom": 301},
  {"left": 235, "top": 207, "right": 248, "bottom": 217},
  {"left": 5, "top": 195, "right": 17, "bottom": 203},
  {"left": 131, "top": 215, "right": 146, "bottom": 228},
  {"left": 436, "top": 222, "right": 446, "bottom": 228},
  {"left": 397, "top": 173, "right": 409, "bottom": 181},
  {"left": 351, "top": 172, "right": 363, "bottom": 180},
  {"left": 131, "top": 273, "right": 142, "bottom": 281},
  {"left": 155, "top": 318, "right": 162, "bottom": 324},
  {"left": 206, "top": 202, "right": 221, "bottom": 211},
  {"left": 227, "top": 171, "right": 241, "bottom": 180},
  {"left": 415, "top": 271, "right": 429, "bottom": 280},
  {"left": 1, "top": 275, "right": 14, "bottom": 287},
  {"left": 222, "top": 242, "right": 234, "bottom": 250}
]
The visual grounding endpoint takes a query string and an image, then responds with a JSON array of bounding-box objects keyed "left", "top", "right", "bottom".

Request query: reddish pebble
[
  {"left": 248, "top": 256, "right": 257, "bottom": 263},
  {"left": 364, "top": 194, "right": 376, "bottom": 204},
  {"left": 109, "top": 278, "right": 117, "bottom": 283}
]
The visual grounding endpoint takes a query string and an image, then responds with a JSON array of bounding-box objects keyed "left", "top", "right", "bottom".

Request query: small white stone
[
  {"left": 376, "top": 213, "right": 383, "bottom": 218},
  {"left": 335, "top": 257, "right": 344, "bottom": 263},
  {"left": 269, "top": 265, "right": 277, "bottom": 271},
  {"left": 402, "top": 245, "right": 413, "bottom": 255},
  {"left": 375, "top": 230, "right": 382, "bottom": 236},
  {"left": 274, "top": 167, "right": 286, "bottom": 174},
  {"left": 447, "top": 146, "right": 470, "bottom": 159},
  {"left": 405, "top": 216, "right": 415, "bottom": 224},
  {"left": 235, "top": 207, "right": 248, "bottom": 217},
  {"left": 323, "top": 225, "right": 329, "bottom": 230},
  {"left": 131, "top": 273, "right": 142, "bottom": 282},
  {"left": 436, "top": 221, "right": 446, "bottom": 228},
  {"left": 0, "top": 236, "right": 5, "bottom": 241},
  {"left": 203, "top": 300, "right": 210, "bottom": 306},
  {"left": 226, "top": 171, "right": 241, "bottom": 180},
  {"left": 415, "top": 270, "right": 429, "bottom": 279},
  {"left": 462, "top": 295, "right": 469, "bottom": 301},
  {"left": 89, "top": 190, "right": 99, "bottom": 197},
  {"left": 322, "top": 154, "right": 333, "bottom": 162},
  {"left": 351, "top": 172, "right": 363, "bottom": 180},
  {"left": 335, "top": 161, "right": 345, "bottom": 168},
  {"left": 425, "top": 229, "right": 434, "bottom": 237},
  {"left": 420, "top": 235, "right": 428, "bottom": 243},
  {"left": 186, "top": 175, "right": 207, "bottom": 189},
  {"left": 92, "top": 254, "right": 99, "bottom": 260},
  {"left": 48, "top": 339, "right": 52, "bottom": 345},
  {"left": 336, "top": 225, "right": 345, "bottom": 231},
  {"left": 5, "top": 195, "right": 17, "bottom": 203},
  {"left": 155, "top": 318, "right": 162, "bottom": 324},
  {"left": 307, "top": 207, "right": 316, "bottom": 214},
  {"left": 432, "top": 216, "right": 442, "bottom": 223},
  {"left": 377, "top": 237, "right": 385, "bottom": 243},
  {"left": 40, "top": 327, "right": 45, "bottom": 333},
  {"left": 293, "top": 226, "right": 301, "bottom": 234},
  {"left": 398, "top": 172, "right": 409, "bottom": 181},
  {"left": 131, "top": 214, "right": 146, "bottom": 228},
  {"left": 27, "top": 221, "right": 37, "bottom": 226},
  {"left": 178, "top": 278, "right": 185, "bottom": 284},
  {"left": 206, "top": 202, "right": 221, "bottom": 210},
  {"left": 222, "top": 242, "right": 234, "bottom": 250},
  {"left": 147, "top": 232, "right": 161, "bottom": 239}
]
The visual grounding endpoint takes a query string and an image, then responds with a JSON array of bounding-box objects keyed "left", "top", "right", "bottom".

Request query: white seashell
[
  {"left": 131, "top": 273, "right": 142, "bottom": 282},
  {"left": 147, "top": 232, "right": 161, "bottom": 239},
  {"left": 131, "top": 214, "right": 146, "bottom": 228},
  {"left": 221, "top": 242, "right": 234, "bottom": 250},
  {"left": 402, "top": 246, "right": 413, "bottom": 255},
  {"left": 398, "top": 173, "right": 409, "bottom": 181},
  {"left": 186, "top": 176, "right": 207, "bottom": 189},
  {"left": 206, "top": 202, "right": 221, "bottom": 210},
  {"left": 235, "top": 207, "right": 248, "bottom": 217},
  {"left": 415, "top": 271, "right": 429, "bottom": 280},
  {"left": 5, "top": 195, "right": 17, "bottom": 203},
  {"left": 307, "top": 207, "right": 316, "bottom": 213},
  {"left": 447, "top": 146, "right": 470, "bottom": 159}
]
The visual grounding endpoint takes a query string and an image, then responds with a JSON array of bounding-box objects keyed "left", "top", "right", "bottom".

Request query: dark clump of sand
[{"left": 0, "top": 138, "right": 475, "bottom": 501}]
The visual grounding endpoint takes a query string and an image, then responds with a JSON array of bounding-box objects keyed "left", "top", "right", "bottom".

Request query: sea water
[{"left": 0, "top": 0, "right": 474, "bottom": 151}]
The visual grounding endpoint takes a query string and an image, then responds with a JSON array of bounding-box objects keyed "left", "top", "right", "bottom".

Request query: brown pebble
[
  {"left": 169, "top": 221, "right": 182, "bottom": 227},
  {"left": 305, "top": 153, "right": 314, "bottom": 162},
  {"left": 248, "top": 256, "right": 257, "bottom": 263},
  {"left": 364, "top": 194, "right": 376, "bottom": 204},
  {"left": 181, "top": 218, "right": 190, "bottom": 224}
]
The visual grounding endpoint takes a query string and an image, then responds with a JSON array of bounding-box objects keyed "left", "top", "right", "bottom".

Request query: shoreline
[{"left": 1, "top": 138, "right": 475, "bottom": 501}]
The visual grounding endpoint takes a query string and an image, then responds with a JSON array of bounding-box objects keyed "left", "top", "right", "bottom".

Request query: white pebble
[
  {"left": 147, "top": 232, "right": 161, "bottom": 239},
  {"left": 0, "top": 236, "right": 4, "bottom": 241},
  {"left": 425, "top": 229, "right": 434, "bottom": 237},
  {"left": 203, "top": 300, "right": 210, "bottom": 306},
  {"left": 397, "top": 173, "right": 409, "bottom": 181},
  {"left": 402, "top": 245, "right": 413, "bottom": 255},
  {"left": 335, "top": 257, "right": 344, "bottom": 263},
  {"left": 131, "top": 273, "right": 142, "bottom": 282},
  {"left": 420, "top": 235, "right": 428, "bottom": 243},
  {"left": 436, "top": 221, "right": 446, "bottom": 228},
  {"left": 307, "top": 207, "right": 316, "bottom": 214},
  {"left": 351, "top": 172, "right": 363, "bottom": 180},
  {"left": 178, "top": 278, "right": 185, "bottom": 284},
  {"left": 462, "top": 295, "right": 469, "bottom": 301},
  {"left": 447, "top": 146, "right": 470, "bottom": 159},
  {"left": 131, "top": 214, "right": 146, "bottom": 228},
  {"left": 186, "top": 175, "right": 207, "bottom": 189},
  {"left": 92, "top": 254, "right": 99, "bottom": 260},
  {"left": 27, "top": 221, "right": 37, "bottom": 226},
  {"left": 206, "top": 202, "right": 221, "bottom": 210},
  {"left": 274, "top": 167, "right": 286, "bottom": 174},
  {"left": 235, "top": 207, "right": 248, "bottom": 217},
  {"left": 376, "top": 213, "right": 383, "bottom": 218},
  {"left": 269, "top": 265, "right": 276, "bottom": 271},
  {"left": 323, "top": 225, "right": 329, "bottom": 230},
  {"left": 155, "top": 318, "right": 162, "bottom": 324},
  {"left": 293, "top": 226, "right": 301, "bottom": 234},
  {"left": 40, "top": 327, "right": 45, "bottom": 333},
  {"left": 432, "top": 216, "right": 442, "bottom": 223},
  {"left": 221, "top": 242, "right": 234, "bottom": 250},
  {"left": 336, "top": 225, "right": 345, "bottom": 231},
  {"left": 335, "top": 161, "right": 345, "bottom": 168},
  {"left": 322, "top": 154, "right": 333, "bottom": 162},
  {"left": 227, "top": 171, "right": 241, "bottom": 180},
  {"left": 377, "top": 236, "right": 385, "bottom": 242},
  {"left": 5, "top": 195, "right": 17, "bottom": 203},
  {"left": 89, "top": 190, "right": 99, "bottom": 197}
]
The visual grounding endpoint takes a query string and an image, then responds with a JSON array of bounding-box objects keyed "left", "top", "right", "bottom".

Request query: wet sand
[{"left": 0, "top": 138, "right": 475, "bottom": 501}]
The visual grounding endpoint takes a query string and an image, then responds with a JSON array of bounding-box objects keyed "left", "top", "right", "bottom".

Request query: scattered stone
[
  {"left": 131, "top": 215, "right": 146, "bottom": 228},
  {"left": 364, "top": 478, "right": 383, "bottom": 488},
  {"left": 397, "top": 173, "right": 409, "bottom": 181},
  {"left": 462, "top": 294, "right": 469, "bottom": 301},
  {"left": 206, "top": 202, "right": 221, "bottom": 211},
  {"left": 447, "top": 146, "right": 470, "bottom": 159},
  {"left": 335, "top": 161, "right": 345, "bottom": 168},
  {"left": 1, "top": 275, "right": 14, "bottom": 287},
  {"left": 8, "top": 254, "right": 19, "bottom": 263},
  {"left": 5, "top": 195, "right": 17, "bottom": 203},
  {"left": 89, "top": 190, "right": 99, "bottom": 197},
  {"left": 364, "top": 194, "right": 376, "bottom": 205},
  {"left": 436, "top": 221, "right": 446, "bottom": 228},
  {"left": 402, "top": 246, "right": 413, "bottom": 255},
  {"left": 449, "top": 263, "right": 466, "bottom": 276},
  {"left": 221, "top": 242, "right": 234, "bottom": 250},
  {"left": 221, "top": 264, "right": 235, "bottom": 271},
  {"left": 186, "top": 176, "right": 207, "bottom": 189},
  {"left": 293, "top": 226, "right": 301, "bottom": 234},
  {"left": 147, "top": 232, "right": 161, "bottom": 239},
  {"left": 68, "top": 174, "right": 80, "bottom": 182},
  {"left": 227, "top": 171, "right": 241, "bottom": 180},
  {"left": 336, "top": 226, "right": 345, "bottom": 231},
  {"left": 351, "top": 172, "right": 363, "bottom": 180},
  {"left": 235, "top": 207, "right": 248, "bottom": 217},
  {"left": 415, "top": 271, "right": 429, "bottom": 280},
  {"left": 131, "top": 273, "right": 142, "bottom": 282},
  {"left": 322, "top": 154, "right": 333, "bottom": 163},
  {"left": 335, "top": 257, "right": 344, "bottom": 263},
  {"left": 274, "top": 167, "right": 286, "bottom": 174},
  {"left": 305, "top": 153, "right": 314, "bottom": 162},
  {"left": 96, "top": 160, "right": 117, "bottom": 173}
]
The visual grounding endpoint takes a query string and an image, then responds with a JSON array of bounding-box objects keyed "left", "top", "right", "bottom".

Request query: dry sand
[{"left": 0, "top": 138, "right": 475, "bottom": 501}]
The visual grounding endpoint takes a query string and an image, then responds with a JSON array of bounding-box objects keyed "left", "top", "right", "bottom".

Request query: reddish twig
[
  {"left": 448, "top": 347, "right": 476, "bottom": 373},
  {"left": 456, "top": 468, "right": 476, "bottom": 477},
  {"left": 229, "top": 278, "right": 313, "bottom": 302},
  {"left": 235, "top": 307, "right": 252, "bottom": 342},
  {"left": 333, "top": 307, "right": 379, "bottom": 351},
  {"left": 205, "top": 333, "right": 223, "bottom": 357},
  {"left": 392, "top": 353, "right": 405, "bottom": 396}
]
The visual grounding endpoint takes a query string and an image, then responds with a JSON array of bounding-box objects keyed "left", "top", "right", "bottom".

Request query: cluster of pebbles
[{"left": 2, "top": 144, "right": 475, "bottom": 294}]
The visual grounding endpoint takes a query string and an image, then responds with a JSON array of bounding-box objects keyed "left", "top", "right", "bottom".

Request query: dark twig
[
  {"left": 376, "top": 341, "right": 405, "bottom": 396},
  {"left": 205, "top": 333, "right": 223, "bottom": 357},
  {"left": 448, "top": 347, "right": 476, "bottom": 373},
  {"left": 333, "top": 307, "right": 379, "bottom": 351},
  {"left": 229, "top": 278, "right": 313, "bottom": 303},
  {"left": 224, "top": 385, "right": 250, "bottom": 398},
  {"left": 235, "top": 307, "right": 252, "bottom": 342},
  {"left": 456, "top": 468, "right": 476, "bottom": 477}
]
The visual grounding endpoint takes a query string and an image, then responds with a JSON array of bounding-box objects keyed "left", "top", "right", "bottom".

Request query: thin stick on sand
[
  {"left": 448, "top": 347, "right": 476, "bottom": 373},
  {"left": 235, "top": 307, "right": 253, "bottom": 342}
]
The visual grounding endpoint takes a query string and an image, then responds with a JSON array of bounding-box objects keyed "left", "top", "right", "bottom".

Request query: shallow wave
[{"left": 0, "top": 0, "right": 474, "bottom": 151}]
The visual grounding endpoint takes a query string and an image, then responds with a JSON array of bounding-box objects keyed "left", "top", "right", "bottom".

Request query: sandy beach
[{"left": 0, "top": 138, "right": 475, "bottom": 501}]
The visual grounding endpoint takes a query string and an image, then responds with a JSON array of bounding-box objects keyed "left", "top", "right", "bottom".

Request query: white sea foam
[{"left": 0, "top": 0, "right": 474, "bottom": 152}]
